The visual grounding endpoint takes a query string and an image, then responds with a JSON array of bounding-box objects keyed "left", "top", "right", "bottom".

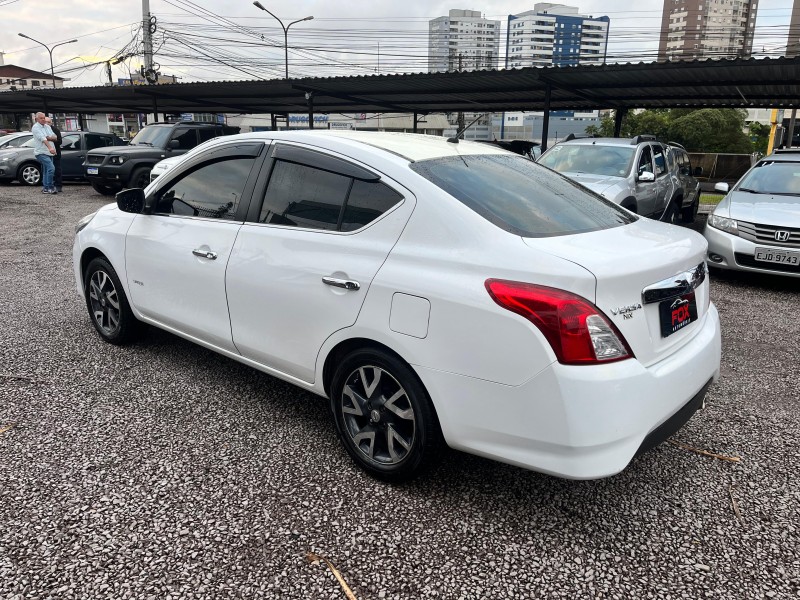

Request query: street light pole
[
  {"left": 252, "top": 2, "right": 313, "bottom": 79},
  {"left": 18, "top": 34, "right": 77, "bottom": 88}
]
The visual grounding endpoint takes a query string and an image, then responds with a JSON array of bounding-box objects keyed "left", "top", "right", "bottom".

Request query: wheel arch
[
  {"left": 619, "top": 196, "right": 638, "bottom": 213},
  {"left": 322, "top": 337, "right": 429, "bottom": 404},
  {"left": 80, "top": 247, "right": 110, "bottom": 288}
]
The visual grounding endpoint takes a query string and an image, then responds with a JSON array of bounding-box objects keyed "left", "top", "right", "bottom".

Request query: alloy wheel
[
  {"left": 88, "top": 270, "right": 121, "bottom": 335},
  {"left": 21, "top": 165, "right": 41, "bottom": 185},
  {"left": 340, "top": 365, "right": 416, "bottom": 466}
]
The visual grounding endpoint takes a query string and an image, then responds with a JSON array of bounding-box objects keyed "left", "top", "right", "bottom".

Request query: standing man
[
  {"left": 31, "top": 112, "right": 57, "bottom": 194},
  {"left": 45, "top": 117, "right": 63, "bottom": 193}
]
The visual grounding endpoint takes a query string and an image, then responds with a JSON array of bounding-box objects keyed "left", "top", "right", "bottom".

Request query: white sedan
[{"left": 73, "top": 131, "right": 721, "bottom": 481}]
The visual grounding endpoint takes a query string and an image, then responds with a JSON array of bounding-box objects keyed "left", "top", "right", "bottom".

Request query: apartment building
[
  {"left": 658, "top": 0, "right": 758, "bottom": 60},
  {"left": 428, "top": 9, "right": 501, "bottom": 72},
  {"left": 506, "top": 3, "right": 610, "bottom": 68}
]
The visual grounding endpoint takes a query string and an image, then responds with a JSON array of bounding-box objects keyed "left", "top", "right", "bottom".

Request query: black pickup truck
[{"left": 84, "top": 121, "right": 239, "bottom": 195}]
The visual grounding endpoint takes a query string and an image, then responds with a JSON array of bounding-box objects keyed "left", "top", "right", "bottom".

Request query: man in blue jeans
[{"left": 31, "top": 112, "right": 57, "bottom": 194}]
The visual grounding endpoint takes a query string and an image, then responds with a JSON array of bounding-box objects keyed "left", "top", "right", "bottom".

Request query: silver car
[
  {"left": 538, "top": 135, "right": 681, "bottom": 222},
  {"left": 0, "top": 131, "right": 123, "bottom": 186},
  {"left": 704, "top": 149, "right": 800, "bottom": 277}
]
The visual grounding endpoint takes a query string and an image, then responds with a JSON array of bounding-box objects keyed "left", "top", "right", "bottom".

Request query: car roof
[
  {"left": 554, "top": 137, "right": 649, "bottom": 148},
  {"left": 762, "top": 149, "right": 800, "bottom": 162},
  {"left": 212, "top": 130, "right": 510, "bottom": 162}
]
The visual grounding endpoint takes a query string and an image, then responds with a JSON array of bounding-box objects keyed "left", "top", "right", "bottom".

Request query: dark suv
[{"left": 84, "top": 121, "right": 239, "bottom": 195}]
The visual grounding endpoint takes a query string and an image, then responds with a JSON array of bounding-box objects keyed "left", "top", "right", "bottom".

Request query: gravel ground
[{"left": 1, "top": 183, "right": 798, "bottom": 600}]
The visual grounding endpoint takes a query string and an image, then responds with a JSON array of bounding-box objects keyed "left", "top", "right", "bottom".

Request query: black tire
[
  {"left": 83, "top": 257, "right": 142, "bottom": 345},
  {"left": 682, "top": 196, "right": 699, "bottom": 223},
  {"left": 129, "top": 166, "right": 152, "bottom": 189},
  {"left": 660, "top": 200, "right": 679, "bottom": 224},
  {"left": 330, "top": 348, "right": 442, "bottom": 481},
  {"left": 17, "top": 162, "right": 41, "bottom": 186},
  {"left": 90, "top": 181, "right": 121, "bottom": 196}
]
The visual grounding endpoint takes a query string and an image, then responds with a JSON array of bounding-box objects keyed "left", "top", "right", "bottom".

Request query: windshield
[
  {"left": 737, "top": 161, "right": 800, "bottom": 195},
  {"left": 539, "top": 144, "right": 635, "bottom": 178},
  {"left": 130, "top": 126, "right": 172, "bottom": 147},
  {"left": 410, "top": 154, "right": 636, "bottom": 238}
]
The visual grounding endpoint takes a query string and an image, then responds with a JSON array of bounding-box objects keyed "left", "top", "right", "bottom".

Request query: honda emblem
[{"left": 774, "top": 230, "right": 791, "bottom": 242}]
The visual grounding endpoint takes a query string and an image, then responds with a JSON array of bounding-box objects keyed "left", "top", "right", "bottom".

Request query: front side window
[
  {"left": 85, "top": 135, "right": 111, "bottom": 150},
  {"left": 154, "top": 156, "right": 256, "bottom": 220},
  {"left": 652, "top": 145, "right": 667, "bottom": 176},
  {"left": 637, "top": 146, "right": 654, "bottom": 177},
  {"left": 259, "top": 159, "right": 402, "bottom": 231},
  {"left": 171, "top": 128, "right": 199, "bottom": 150},
  {"left": 411, "top": 155, "right": 635, "bottom": 238},
  {"left": 61, "top": 134, "right": 81, "bottom": 150}
]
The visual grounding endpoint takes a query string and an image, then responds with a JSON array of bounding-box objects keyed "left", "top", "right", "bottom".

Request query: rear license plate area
[{"left": 659, "top": 292, "right": 697, "bottom": 338}]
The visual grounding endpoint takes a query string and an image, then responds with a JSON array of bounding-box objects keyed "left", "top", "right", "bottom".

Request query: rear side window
[
  {"left": 259, "top": 160, "right": 402, "bottom": 231},
  {"left": 411, "top": 155, "right": 635, "bottom": 238}
]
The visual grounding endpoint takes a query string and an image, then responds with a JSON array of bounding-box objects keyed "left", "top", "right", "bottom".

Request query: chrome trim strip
[{"left": 642, "top": 262, "right": 706, "bottom": 304}]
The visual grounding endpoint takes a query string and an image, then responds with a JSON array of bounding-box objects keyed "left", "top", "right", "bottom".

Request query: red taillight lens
[{"left": 485, "top": 279, "right": 633, "bottom": 365}]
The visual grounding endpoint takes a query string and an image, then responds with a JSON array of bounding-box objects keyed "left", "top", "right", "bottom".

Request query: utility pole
[
  {"left": 457, "top": 53, "right": 465, "bottom": 138},
  {"left": 142, "top": 0, "right": 155, "bottom": 82}
]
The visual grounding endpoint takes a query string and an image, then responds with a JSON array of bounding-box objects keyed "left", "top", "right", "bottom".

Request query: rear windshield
[{"left": 410, "top": 154, "right": 636, "bottom": 237}]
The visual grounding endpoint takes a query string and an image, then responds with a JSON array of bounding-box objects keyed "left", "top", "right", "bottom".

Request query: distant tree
[
  {"left": 585, "top": 108, "right": 755, "bottom": 153},
  {"left": 668, "top": 109, "right": 752, "bottom": 153},
  {"left": 748, "top": 121, "right": 770, "bottom": 154}
]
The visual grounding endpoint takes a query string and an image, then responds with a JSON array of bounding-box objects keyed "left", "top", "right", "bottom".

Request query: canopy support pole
[
  {"left": 540, "top": 84, "right": 552, "bottom": 152},
  {"left": 614, "top": 108, "right": 628, "bottom": 137}
]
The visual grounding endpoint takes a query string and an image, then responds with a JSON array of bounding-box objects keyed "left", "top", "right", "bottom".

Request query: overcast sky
[{"left": 1, "top": 0, "right": 795, "bottom": 86}]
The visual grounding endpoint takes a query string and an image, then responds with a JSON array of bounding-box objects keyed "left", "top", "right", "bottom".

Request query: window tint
[
  {"left": 637, "top": 146, "right": 654, "bottom": 177},
  {"left": 652, "top": 145, "right": 667, "bottom": 176},
  {"left": 154, "top": 156, "right": 256, "bottom": 220},
  {"left": 341, "top": 180, "right": 403, "bottom": 232},
  {"left": 411, "top": 155, "right": 635, "bottom": 238},
  {"left": 260, "top": 161, "right": 352, "bottom": 230},
  {"left": 171, "top": 128, "right": 198, "bottom": 150},
  {"left": 85, "top": 134, "right": 111, "bottom": 150},
  {"left": 61, "top": 134, "right": 81, "bottom": 150},
  {"left": 198, "top": 128, "right": 218, "bottom": 143}
]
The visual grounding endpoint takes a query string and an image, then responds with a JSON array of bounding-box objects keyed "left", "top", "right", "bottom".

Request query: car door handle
[
  {"left": 192, "top": 249, "right": 218, "bottom": 260},
  {"left": 322, "top": 276, "right": 360, "bottom": 291}
]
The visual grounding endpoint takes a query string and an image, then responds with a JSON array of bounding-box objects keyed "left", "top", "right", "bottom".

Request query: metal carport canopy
[{"left": 1, "top": 56, "right": 799, "bottom": 115}]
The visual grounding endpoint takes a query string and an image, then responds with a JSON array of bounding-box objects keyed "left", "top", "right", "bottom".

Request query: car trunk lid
[{"left": 522, "top": 219, "right": 710, "bottom": 367}]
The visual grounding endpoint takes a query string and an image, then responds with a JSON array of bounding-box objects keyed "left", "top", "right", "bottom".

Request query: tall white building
[
  {"left": 506, "top": 3, "right": 610, "bottom": 69},
  {"left": 428, "top": 9, "right": 501, "bottom": 72}
]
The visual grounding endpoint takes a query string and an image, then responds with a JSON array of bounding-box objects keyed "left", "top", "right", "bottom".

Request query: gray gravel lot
[{"left": 1, "top": 182, "right": 798, "bottom": 599}]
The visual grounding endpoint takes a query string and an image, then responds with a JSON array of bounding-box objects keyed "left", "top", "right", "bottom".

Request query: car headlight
[
  {"left": 75, "top": 211, "right": 97, "bottom": 234},
  {"left": 109, "top": 156, "right": 126, "bottom": 165},
  {"left": 707, "top": 213, "right": 739, "bottom": 236}
]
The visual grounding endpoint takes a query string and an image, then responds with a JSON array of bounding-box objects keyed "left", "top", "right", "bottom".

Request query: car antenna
[{"left": 447, "top": 113, "right": 489, "bottom": 144}]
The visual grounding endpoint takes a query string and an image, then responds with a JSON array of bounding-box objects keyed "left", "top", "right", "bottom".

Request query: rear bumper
[{"left": 414, "top": 303, "right": 721, "bottom": 479}]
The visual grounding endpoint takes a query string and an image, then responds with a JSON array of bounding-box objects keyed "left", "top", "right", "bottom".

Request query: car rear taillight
[{"left": 485, "top": 279, "right": 633, "bottom": 365}]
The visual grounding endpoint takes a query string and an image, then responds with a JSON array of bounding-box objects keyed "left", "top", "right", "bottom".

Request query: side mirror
[
  {"left": 714, "top": 182, "right": 729, "bottom": 193},
  {"left": 693, "top": 166, "right": 703, "bottom": 177},
  {"left": 168, "top": 139, "right": 180, "bottom": 149},
  {"left": 638, "top": 171, "right": 655, "bottom": 182},
  {"left": 116, "top": 188, "right": 147, "bottom": 213}
]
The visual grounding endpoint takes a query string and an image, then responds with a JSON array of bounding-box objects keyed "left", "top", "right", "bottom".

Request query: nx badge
[{"left": 610, "top": 303, "right": 642, "bottom": 320}]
